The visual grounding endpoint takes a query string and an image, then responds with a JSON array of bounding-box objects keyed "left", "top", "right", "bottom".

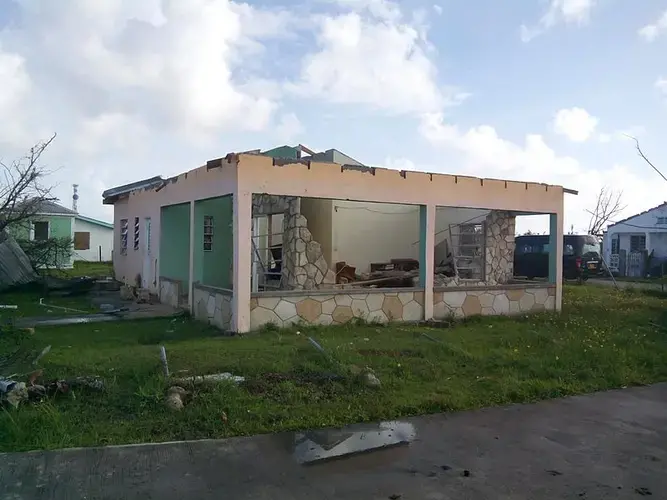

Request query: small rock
[
  {"left": 635, "top": 487, "right": 652, "bottom": 496},
  {"left": 388, "top": 495, "right": 402, "bottom": 500},
  {"left": 440, "top": 465, "right": 452, "bottom": 471},
  {"left": 546, "top": 469, "right": 563, "bottom": 476},
  {"left": 462, "top": 470, "right": 471, "bottom": 477},
  {"left": 362, "top": 372, "right": 381, "bottom": 388}
]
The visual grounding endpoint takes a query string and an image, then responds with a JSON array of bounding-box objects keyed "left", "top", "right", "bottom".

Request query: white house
[
  {"left": 72, "top": 214, "right": 114, "bottom": 262},
  {"left": 602, "top": 202, "right": 667, "bottom": 277}
]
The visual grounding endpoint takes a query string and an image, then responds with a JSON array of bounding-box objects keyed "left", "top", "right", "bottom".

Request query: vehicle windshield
[{"left": 581, "top": 240, "right": 600, "bottom": 258}]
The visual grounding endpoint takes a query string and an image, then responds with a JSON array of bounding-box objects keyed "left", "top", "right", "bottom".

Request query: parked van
[{"left": 514, "top": 234, "right": 601, "bottom": 280}]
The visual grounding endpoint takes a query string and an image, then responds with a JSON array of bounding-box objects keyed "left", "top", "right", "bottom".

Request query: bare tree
[
  {"left": 626, "top": 135, "right": 667, "bottom": 184},
  {"left": 0, "top": 134, "right": 58, "bottom": 233},
  {"left": 586, "top": 187, "right": 626, "bottom": 237}
]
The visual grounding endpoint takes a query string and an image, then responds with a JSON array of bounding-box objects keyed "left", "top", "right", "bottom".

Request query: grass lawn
[
  {"left": 0, "top": 261, "right": 114, "bottom": 318},
  {"left": 1, "top": 285, "right": 667, "bottom": 452}
]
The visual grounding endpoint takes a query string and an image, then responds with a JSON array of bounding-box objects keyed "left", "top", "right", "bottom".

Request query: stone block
[
  {"left": 296, "top": 298, "right": 322, "bottom": 322},
  {"left": 332, "top": 305, "right": 354, "bottom": 323},
  {"left": 382, "top": 296, "right": 403, "bottom": 321}
]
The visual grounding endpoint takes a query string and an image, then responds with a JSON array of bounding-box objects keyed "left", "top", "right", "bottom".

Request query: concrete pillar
[
  {"left": 419, "top": 204, "right": 436, "bottom": 321},
  {"left": 188, "top": 200, "right": 195, "bottom": 313},
  {"left": 548, "top": 207, "right": 564, "bottom": 311},
  {"left": 232, "top": 191, "right": 253, "bottom": 332}
]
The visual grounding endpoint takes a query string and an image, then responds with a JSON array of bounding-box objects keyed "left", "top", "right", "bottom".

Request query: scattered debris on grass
[
  {"left": 172, "top": 373, "right": 245, "bottom": 387},
  {"left": 165, "top": 386, "right": 189, "bottom": 411},
  {"left": 159, "top": 345, "right": 170, "bottom": 377},
  {"left": 361, "top": 368, "right": 381, "bottom": 388}
]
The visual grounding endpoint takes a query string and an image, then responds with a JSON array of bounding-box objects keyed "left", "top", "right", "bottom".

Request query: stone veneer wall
[
  {"left": 250, "top": 289, "right": 425, "bottom": 330},
  {"left": 193, "top": 284, "right": 233, "bottom": 330},
  {"left": 433, "top": 285, "right": 555, "bottom": 319},
  {"left": 252, "top": 193, "right": 294, "bottom": 216},
  {"left": 281, "top": 198, "right": 336, "bottom": 290},
  {"left": 159, "top": 277, "right": 183, "bottom": 308},
  {"left": 484, "top": 211, "right": 516, "bottom": 285}
]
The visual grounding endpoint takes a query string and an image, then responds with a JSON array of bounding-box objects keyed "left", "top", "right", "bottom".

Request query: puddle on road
[{"left": 293, "top": 421, "right": 416, "bottom": 465}]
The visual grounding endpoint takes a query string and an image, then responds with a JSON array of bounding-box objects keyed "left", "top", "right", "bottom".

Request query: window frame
[
  {"left": 133, "top": 217, "right": 140, "bottom": 251},
  {"left": 120, "top": 218, "right": 129, "bottom": 255},
  {"left": 455, "top": 222, "right": 485, "bottom": 280},
  {"left": 203, "top": 215, "right": 214, "bottom": 252},
  {"left": 630, "top": 234, "right": 646, "bottom": 252},
  {"left": 31, "top": 220, "right": 50, "bottom": 242}
]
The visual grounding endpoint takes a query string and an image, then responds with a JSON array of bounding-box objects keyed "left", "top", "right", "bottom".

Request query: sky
[{"left": 0, "top": 0, "right": 666, "bottom": 234}]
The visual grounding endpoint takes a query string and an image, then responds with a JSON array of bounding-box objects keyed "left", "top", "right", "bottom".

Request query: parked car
[{"left": 514, "top": 234, "right": 601, "bottom": 281}]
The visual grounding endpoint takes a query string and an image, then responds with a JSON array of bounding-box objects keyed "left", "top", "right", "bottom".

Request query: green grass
[
  {"left": 0, "top": 261, "right": 113, "bottom": 318},
  {"left": 0, "top": 291, "right": 97, "bottom": 318},
  {"left": 1, "top": 285, "right": 667, "bottom": 452},
  {"left": 47, "top": 260, "right": 113, "bottom": 279}
]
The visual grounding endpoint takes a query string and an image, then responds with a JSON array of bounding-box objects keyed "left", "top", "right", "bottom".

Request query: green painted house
[{"left": 10, "top": 200, "right": 114, "bottom": 269}]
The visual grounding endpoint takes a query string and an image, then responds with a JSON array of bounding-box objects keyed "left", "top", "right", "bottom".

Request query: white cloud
[
  {"left": 2, "top": 0, "right": 289, "bottom": 142},
  {"left": 638, "top": 10, "right": 667, "bottom": 42},
  {"left": 553, "top": 107, "right": 599, "bottom": 142},
  {"left": 274, "top": 113, "right": 305, "bottom": 143},
  {"left": 291, "top": 0, "right": 466, "bottom": 115},
  {"left": 72, "top": 113, "right": 150, "bottom": 156},
  {"left": 420, "top": 112, "right": 581, "bottom": 181},
  {"left": 433, "top": 4, "right": 443, "bottom": 15},
  {"left": 0, "top": 46, "right": 32, "bottom": 146},
  {"left": 417, "top": 112, "right": 663, "bottom": 234},
  {"left": 656, "top": 77, "right": 667, "bottom": 96},
  {"left": 521, "top": 0, "right": 596, "bottom": 42}
]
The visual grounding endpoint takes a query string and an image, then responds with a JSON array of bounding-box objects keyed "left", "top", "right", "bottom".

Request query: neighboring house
[
  {"left": 10, "top": 200, "right": 114, "bottom": 268},
  {"left": 102, "top": 146, "right": 575, "bottom": 333},
  {"left": 602, "top": 202, "right": 667, "bottom": 277}
]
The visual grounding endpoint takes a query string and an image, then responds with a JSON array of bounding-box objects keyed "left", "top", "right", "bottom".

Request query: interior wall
[
  {"left": 300, "top": 198, "right": 333, "bottom": 265},
  {"left": 331, "top": 200, "right": 419, "bottom": 272},
  {"left": 194, "top": 196, "right": 233, "bottom": 289},
  {"left": 160, "top": 203, "right": 190, "bottom": 284}
]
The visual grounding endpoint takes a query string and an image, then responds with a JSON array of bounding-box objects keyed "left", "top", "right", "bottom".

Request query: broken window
[
  {"left": 454, "top": 223, "right": 485, "bottom": 280},
  {"left": 120, "top": 218, "right": 128, "bottom": 255},
  {"left": 32, "top": 221, "right": 49, "bottom": 241},
  {"left": 133, "top": 217, "right": 140, "bottom": 251},
  {"left": 203, "top": 215, "right": 213, "bottom": 251},
  {"left": 251, "top": 215, "right": 284, "bottom": 291}
]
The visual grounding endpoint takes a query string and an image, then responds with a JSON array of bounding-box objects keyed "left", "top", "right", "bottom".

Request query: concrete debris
[
  {"left": 119, "top": 285, "right": 135, "bottom": 301},
  {"left": 172, "top": 373, "right": 245, "bottom": 387},
  {"left": 1, "top": 381, "right": 28, "bottom": 408},
  {"left": 165, "top": 386, "right": 188, "bottom": 411},
  {"left": 361, "top": 369, "right": 381, "bottom": 388}
]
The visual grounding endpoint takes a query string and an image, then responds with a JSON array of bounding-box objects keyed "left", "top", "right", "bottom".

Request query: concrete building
[
  {"left": 103, "top": 150, "right": 574, "bottom": 333},
  {"left": 603, "top": 202, "right": 667, "bottom": 277}
]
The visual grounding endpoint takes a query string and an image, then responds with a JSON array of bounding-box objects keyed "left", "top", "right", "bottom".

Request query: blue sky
[{"left": 0, "top": 0, "right": 666, "bottom": 234}]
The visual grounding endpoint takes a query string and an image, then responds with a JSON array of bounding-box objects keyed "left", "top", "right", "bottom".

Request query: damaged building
[{"left": 102, "top": 146, "right": 575, "bottom": 333}]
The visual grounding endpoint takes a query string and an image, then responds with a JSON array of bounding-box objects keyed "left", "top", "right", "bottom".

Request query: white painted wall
[
  {"left": 72, "top": 218, "right": 114, "bottom": 262},
  {"left": 603, "top": 204, "right": 667, "bottom": 263},
  {"left": 329, "top": 201, "right": 490, "bottom": 272}
]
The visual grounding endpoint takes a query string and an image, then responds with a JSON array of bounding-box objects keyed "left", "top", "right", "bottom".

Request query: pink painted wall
[{"left": 111, "top": 160, "right": 238, "bottom": 294}]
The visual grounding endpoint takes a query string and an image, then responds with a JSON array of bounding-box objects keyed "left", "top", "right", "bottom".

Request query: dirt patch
[{"left": 242, "top": 371, "right": 345, "bottom": 396}]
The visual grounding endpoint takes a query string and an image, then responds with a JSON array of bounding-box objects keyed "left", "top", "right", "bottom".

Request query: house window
[
  {"left": 120, "top": 219, "right": 128, "bottom": 255},
  {"left": 133, "top": 217, "right": 140, "bottom": 251},
  {"left": 455, "top": 223, "right": 485, "bottom": 280},
  {"left": 32, "top": 221, "right": 49, "bottom": 241},
  {"left": 74, "top": 231, "right": 90, "bottom": 250},
  {"left": 630, "top": 235, "right": 646, "bottom": 252},
  {"left": 611, "top": 236, "right": 619, "bottom": 254},
  {"left": 204, "top": 215, "right": 214, "bottom": 251},
  {"left": 657, "top": 217, "right": 667, "bottom": 225}
]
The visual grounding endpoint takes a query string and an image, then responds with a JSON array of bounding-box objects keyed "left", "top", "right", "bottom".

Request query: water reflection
[{"left": 293, "top": 421, "right": 416, "bottom": 465}]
